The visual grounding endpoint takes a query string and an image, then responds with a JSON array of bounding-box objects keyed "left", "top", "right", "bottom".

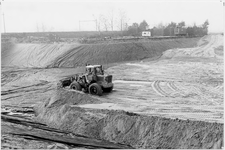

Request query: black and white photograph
[{"left": 1, "top": 0, "right": 224, "bottom": 149}]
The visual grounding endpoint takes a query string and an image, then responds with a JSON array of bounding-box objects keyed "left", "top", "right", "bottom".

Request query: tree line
[{"left": 125, "top": 20, "right": 209, "bottom": 37}]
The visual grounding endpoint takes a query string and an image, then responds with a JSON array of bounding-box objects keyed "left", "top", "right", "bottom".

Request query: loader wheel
[
  {"left": 89, "top": 83, "right": 102, "bottom": 96},
  {"left": 70, "top": 81, "right": 82, "bottom": 91}
]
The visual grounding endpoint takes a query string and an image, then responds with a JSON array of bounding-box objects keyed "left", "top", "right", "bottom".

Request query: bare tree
[
  {"left": 108, "top": 9, "right": 114, "bottom": 31},
  {"left": 100, "top": 14, "right": 109, "bottom": 31},
  {"left": 97, "top": 15, "right": 102, "bottom": 31},
  {"left": 117, "top": 9, "right": 128, "bottom": 31},
  {"left": 103, "top": 17, "right": 109, "bottom": 31}
]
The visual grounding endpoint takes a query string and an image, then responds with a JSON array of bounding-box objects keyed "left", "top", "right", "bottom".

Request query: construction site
[
  {"left": 1, "top": 0, "right": 224, "bottom": 149},
  {"left": 1, "top": 32, "right": 224, "bottom": 149}
]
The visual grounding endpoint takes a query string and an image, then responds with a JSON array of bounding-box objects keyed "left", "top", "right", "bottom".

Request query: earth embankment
[
  {"left": 1, "top": 43, "right": 80, "bottom": 68},
  {"left": 2, "top": 38, "right": 200, "bottom": 68},
  {"left": 34, "top": 88, "right": 223, "bottom": 149}
]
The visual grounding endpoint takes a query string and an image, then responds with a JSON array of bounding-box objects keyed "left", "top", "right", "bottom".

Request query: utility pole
[{"left": 2, "top": 13, "right": 6, "bottom": 33}]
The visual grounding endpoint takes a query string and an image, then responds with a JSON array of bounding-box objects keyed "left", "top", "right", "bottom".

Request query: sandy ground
[
  {"left": 79, "top": 34, "right": 223, "bottom": 123},
  {"left": 1, "top": 34, "right": 223, "bottom": 149}
]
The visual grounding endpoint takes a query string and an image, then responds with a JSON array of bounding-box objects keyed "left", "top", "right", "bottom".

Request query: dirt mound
[
  {"left": 34, "top": 91, "right": 223, "bottom": 149},
  {"left": 34, "top": 88, "right": 99, "bottom": 115},
  {"left": 2, "top": 38, "right": 200, "bottom": 68},
  {"left": 162, "top": 34, "right": 224, "bottom": 59}
]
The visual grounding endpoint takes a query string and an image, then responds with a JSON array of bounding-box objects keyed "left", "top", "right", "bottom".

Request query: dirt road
[{"left": 79, "top": 34, "right": 224, "bottom": 123}]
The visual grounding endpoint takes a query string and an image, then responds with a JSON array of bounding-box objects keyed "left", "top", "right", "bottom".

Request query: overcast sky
[{"left": 1, "top": 0, "right": 224, "bottom": 33}]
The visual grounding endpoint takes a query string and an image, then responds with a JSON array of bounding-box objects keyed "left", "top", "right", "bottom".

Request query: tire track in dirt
[
  {"left": 166, "top": 81, "right": 185, "bottom": 97},
  {"left": 1, "top": 81, "right": 51, "bottom": 96},
  {"left": 152, "top": 81, "right": 189, "bottom": 98},
  {"left": 151, "top": 80, "right": 170, "bottom": 97}
]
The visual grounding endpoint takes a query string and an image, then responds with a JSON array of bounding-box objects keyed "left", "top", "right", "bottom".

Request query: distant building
[
  {"left": 174, "top": 26, "right": 187, "bottom": 36},
  {"left": 142, "top": 31, "right": 151, "bottom": 37}
]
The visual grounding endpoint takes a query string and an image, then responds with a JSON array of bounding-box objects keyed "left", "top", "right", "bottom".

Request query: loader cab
[{"left": 86, "top": 65, "right": 104, "bottom": 75}]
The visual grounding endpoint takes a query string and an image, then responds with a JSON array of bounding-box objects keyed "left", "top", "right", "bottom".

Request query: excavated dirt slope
[
  {"left": 2, "top": 38, "right": 199, "bottom": 68},
  {"left": 49, "top": 38, "right": 200, "bottom": 68},
  {"left": 34, "top": 88, "right": 223, "bottom": 149},
  {"left": 1, "top": 43, "right": 80, "bottom": 68}
]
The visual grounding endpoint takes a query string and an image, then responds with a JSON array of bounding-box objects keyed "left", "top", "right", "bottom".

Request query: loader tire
[
  {"left": 70, "top": 81, "right": 82, "bottom": 91},
  {"left": 89, "top": 83, "right": 102, "bottom": 96}
]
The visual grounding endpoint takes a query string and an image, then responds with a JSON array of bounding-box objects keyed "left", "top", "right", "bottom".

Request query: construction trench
[{"left": 1, "top": 35, "right": 224, "bottom": 149}]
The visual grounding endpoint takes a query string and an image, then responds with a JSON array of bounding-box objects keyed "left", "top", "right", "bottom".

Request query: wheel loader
[{"left": 58, "top": 64, "right": 113, "bottom": 96}]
